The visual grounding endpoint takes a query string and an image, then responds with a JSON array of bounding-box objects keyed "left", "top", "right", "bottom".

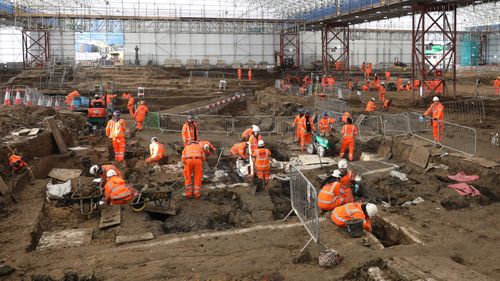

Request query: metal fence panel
[
  {"left": 284, "top": 164, "right": 322, "bottom": 252},
  {"left": 277, "top": 116, "right": 297, "bottom": 135},
  {"left": 145, "top": 112, "right": 161, "bottom": 130},
  {"left": 357, "top": 116, "right": 383, "bottom": 138},
  {"left": 382, "top": 113, "right": 410, "bottom": 137},
  {"left": 442, "top": 98, "right": 485, "bottom": 121},
  {"left": 315, "top": 96, "right": 348, "bottom": 113},
  {"left": 159, "top": 113, "right": 186, "bottom": 132},
  {"left": 196, "top": 115, "right": 233, "bottom": 134},
  {"left": 234, "top": 116, "right": 277, "bottom": 134}
]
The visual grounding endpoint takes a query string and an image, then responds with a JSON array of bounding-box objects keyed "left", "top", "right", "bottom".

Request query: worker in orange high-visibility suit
[
  {"left": 318, "top": 111, "right": 336, "bottom": 137},
  {"left": 240, "top": 125, "right": 256, "bottom": 141},
  {"left": 339, "top": 117, "right": 358, "bottom": 161},
  {"left": 347, "top": 79, "right": 353, "bottom": 91},
  {"left": 248, "top": 68, "right": 253, "bottom": 81},
  {"left": 181, "top": 115, "right": 199, "bottom": 146},
  {"left": 338, "top": 159, "right": 356, "bottom": 195},
  {"left": 248, "top": 126, "right": 262, "bottom": 156},
  {"left": 106, "top": 93, "right": 117, "bottom": 115},
  {"left": 321, "top": 75, "right": 327, "bottom": 93},
  {"left": 127, "top": 95, "right": 135, "bottom": 115},
  {"left": 327, "top": 74, "right": 335, "bottom": 94},
  {"left": 146, "top": 137, "right": 165, "bottom": 164},
  {"left": 237, "top": 66, "right": 242, "bottom": 81},
  {"left": 413, "top": 79, "right": 420, "bottom": 90},
  {"left": 106, "top": 110, "right": 127, "bottom": 164},
  {"left": 335, "top": 61, "right": 342, "bottom": 71},
  {"left": 8, "top": 153, "right": 35, "bottom": 180},
  {"left": 362, "top": 81, "right": 369, "bottom": 93},
  {"left": 103, "top": 169, "right": 134, "bottom": 205},
  {"left": 385, "top": 71, "right": 391, "bottom": 81},
  {"left": 254, "top": 140, "right": 271, "bottom": 183},
  {"left": 182, "top": 141, "right": 205, "bottom": 199},
  {"left": 404, "top": 81, "right": 412, "bottom": 92},
  {"left": 423, "top": 96, "right": 445, "bottom": 143},
  {"left": 65, "top": 90, "right": 80, "bottom": 107},
  {"left": 292, "top": 109, "right": 304, "bottom": 143},
  {"left": 89, "top": 164, "right": 122, "bottom": 186},
  {"left": 397, "top": 77, "right": 403, "bottom": 91},
  {"left": 378, "top": 82, "right": 386, "bottom": 102},
  {"left": 331, "top": 203, "right": 378, "bottom": 232},
  {"left": 365, "top": 98, "right": 377, "bottom": 113},
  {"left": 494, "top": 77, "right": 500, "bottom": 95},
  {"left": 366, "top": 63, "right": 373, "bottom": 77},
  {"left": 361, "top": 62, "right": 366, "bottom": 74},
  {"left": 318, "top": 170, "right": 354, "bottom": 211},
  {"left": 122, "top": 92, "right": 131, "bottom": 100},
  {"left": 433, "top": 79, "right": 444, "bottom": 95},
  {"left": 382, "top": 99, "right": 392, "bottom": 112},
  {"left": 298, "top": 110, "right": 315, "bottom": 151},
  {"left": 373, "top": 74, "right": 380, "bottom": 90},
  {"left": 354, "top": 76, "right": 360, "bottom": 88},
  {"left": 341, "top": 112, "right": 351, "bottom": 123},
  {"left": 230, "top": 142, "right": 248, "bottom": 160},
  {"left": 199, "top": 140, "right": 216, "bottom": 157},
  {"left": 133, "top": 101, "right": 149, "bottom": 131}
]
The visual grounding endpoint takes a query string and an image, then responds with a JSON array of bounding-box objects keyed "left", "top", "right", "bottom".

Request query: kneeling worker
[
  {"left": 230, "top": 142, "right": 248, "bottom": 160},
  {"left": 254, "top": 140, "right": 271, "bottom": 183},
  {"left": 90, "top": 164, "right": 122, "bottom": 185},
  {"left": 146, "top": 137, "right": 165, "bottom": 164},
  {"left": 103, "top": 170, "right": 134, "bottom": 205},
  {"left": 318, "top": 169, "right": 354, "bottom": 211},
  {"left": 331, "top": 203, "right": 377, "bottom": 233},
  {"left": 182, "top": 141, "right": 205, "bottom": 199}
]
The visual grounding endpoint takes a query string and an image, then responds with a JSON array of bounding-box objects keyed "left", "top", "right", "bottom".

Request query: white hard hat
[
  {"left": 106, "top": 169, "right": 117, "bottom": 178},
  {"left": 203, "top": 144, "right": 210, "bottom": 151},
  {"left": 252, "top": 126, "right": 260, "bottom": 133},
  {"left": 258, "top": 140, "right": 265, "bottom": 147},
  {"left": 89, "top": 165, "right": 101, "bottom": 176},
  {"left": 371, "top": 98, "right": 375, "bottom": 101},
  {"left": 151, "top": 137, "right": 158, "bottom": 143},
  {"left": 366, "top": 203, "right": 378, "bottom": 218},
  {"left": 355, "top": 175, "right": 362, "bottom": 182},
  {"left": 338, "top": 159, "right": 348, "bottom": 169},
  {"left": 331, "top": 169, "right": 342, "bottom": 178},
  {"left": 381, "top": 82, "right": 385, "bottom": 85},
  {"left": 433, "top": 96, "right": 439, "bottom": 102}
]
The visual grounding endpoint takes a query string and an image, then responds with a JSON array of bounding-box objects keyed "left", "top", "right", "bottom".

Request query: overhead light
[
  {"left": 355, "top": 15, "right": 359, "bottom": 18},
  {"left": 376, "top": 11, "right": 381, "bottom": 14}
]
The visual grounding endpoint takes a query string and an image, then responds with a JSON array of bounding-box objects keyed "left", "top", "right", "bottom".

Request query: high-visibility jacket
[
  {"left": 318, "top": 181, "right": 353, "bottom": 210},
  {"left": 340, "top": 170, "right": 354, "bottom": 190},
  {"left": 341, "top": 112, "right": 351, "bottom": 123},
  {"left": 361, "top": 63, "right": 366, "bottom": 72},
  {"left": 414, "top": 80, "right": 420, "bottom": 88},
  {"left": 331, "top": 202, "right": 372, "bottom": 232},
  {"left": 254, "top": 148, "right": 271, "bottom": 171},
  {"left": 248, "top": 69, "right": 253, "bottom": 80},
  {"left": 423, "top": 102, "right": 444, "bottom": 122},
  {"left": 341, "top": 124, "right": 358, "bottom": 141},
  {"left": 298, "top": 116, "right": 315, "bottom": 134},
  {"left": 318, "top": 181, "right": 340, "bottom": 206},
  {"left": 327, "top": 77, "right": 335, "bottom": 86},
  {"left": 122, "top": 93, "right": 131, "bottom": 99},
  {"left": 198, "top": 140, "right": 216, "bottom": 155},
  {"left": 321, "top": 77, "right": 327, "bottom": 87},
  {"left": 241, "top": 128, "right": 253, "bottom": 139},
  {"left": 397, "top": 78, "right": 403, "bottom": 90},
  {"left": 100, "top": 164, "right": 122, "bottom": 183},
  {"left": 365, "top": 101, "right": 377, "bottom": 112},
  {"left": 293, "top": 114, "right": 303, "bottom": 127},
  {"left": 9, "top": 154, "right": 27, "bottom": 171},
  {"left": 182, "top": 143, "right": 205, "bottom": 162},
  {"left": 248, "top": 134, "right": 260, "bottom": 155},
  {"left": 383, "top": 99, "right": 391, "bottom": 110},
  {"left": 150, "top": 142, "right": 165, "bottom": 158},
  {"left": 319, "top": 117, "right": 335, "bottom": 133},
  {"left": 303, "top": 76, "right": 311, "bottom": 86},
  {"left": 106, "top": 118, "right": 126, "bottom": 140},
  {"left": 237, "top": 68, "right": 242, "bottom": 80},
  {"left": 494, "top": 79, "right": 500, "bottom": 89},
  {"left": 385, "top": 71, "right": 391, "bottom": 80},
  {"left": 362, "top": 84, "right": 369, "bottom": 92},
  {"left": 106, "top": 94, "right": 117, "bottom": 104},
  {"left": 127, "top": 97, "right": 135, "bottom": 108},
  {"left": 230, "top": 142, "right": 248, "bottom": 159},
  {"left": 104, "top": 176, "right": 133, "bottom": 205},
  {"left": 379, "top": 86, "right": 386, "bottom": 96},
  {"left": 134, "top": 104, "right": 149, "bottom": 122},
  {"left": 182, "top": 122, "right": 198, "bottom": 144}
]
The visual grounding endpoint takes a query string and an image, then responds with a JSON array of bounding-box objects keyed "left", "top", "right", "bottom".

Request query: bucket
[
  {"left": 81, "top": 156, "right": 92, "bottom": 176},
  {"left": 346, "top": 218, "right": 364, "bottom": 238}
]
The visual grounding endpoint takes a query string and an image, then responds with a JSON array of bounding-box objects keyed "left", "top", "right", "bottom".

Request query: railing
[
  {"left": 283, "top": 164, "right": 326, "bottom": 252},
  {"left": 357, "top": 116, "right": 383, "bottom": 139},
  {"left": 442, "top": 98, "right": 485, "bottom": 121},
  {"left": 382, "top": 113, "right": 410, "bottom": 137},
  {"left": 234, "top": 116, "right": 278, "bottom": 134},
  {"left": 314, "top": 96, "right": 348, "bottom": 113}
]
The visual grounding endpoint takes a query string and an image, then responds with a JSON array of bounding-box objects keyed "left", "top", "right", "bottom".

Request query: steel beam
[
  {"left": 280, "top": 32, "right": 300, "bottom": 68},
  {"left": 321, "top": 23, "right": 349, "bottom": 74},
  {"left": 22, "top": 29, "right": 49, "bottom": 69}
]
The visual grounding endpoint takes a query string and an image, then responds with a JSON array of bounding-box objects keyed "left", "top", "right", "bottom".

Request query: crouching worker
[
  {"left": 103, "top": 169, "right": 134, "bottom": 205},
  {"left": 331, "top": 203, "right": 377, "bottom": 233},
  {"left": 8, "top": 153, "right": 35, "bottom": 181},
  {"left": 199, "top": 140, "right": 216, "bottom": 157},
  {"left": 318, "top": 170, "right": 354, "bottom": 211},
  {"left": 230, "top": 142, "right": 248, "bottom": 160},
  {"left": 182, "top": 141, "right": 205, "bottom": 199},
  {"left": 89, "top": 164, "right": 122, "bottom": 185},
  {"left": 146, "top": 137, "right": 165, "bottom": 165}
]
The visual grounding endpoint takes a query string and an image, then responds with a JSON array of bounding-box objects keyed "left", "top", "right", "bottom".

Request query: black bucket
[{"left": 346, "top": 218, "right": 364, "bottom": 238}]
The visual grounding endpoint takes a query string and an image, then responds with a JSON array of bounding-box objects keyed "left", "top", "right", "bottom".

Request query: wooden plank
[
  {"left": 36, "top": 228, "right": 93, "bottom": 251},
  {"left": 144, "top": 204, "right": 176, "bottom": 216},
  {"left": 408, "top": 144, "right": 430, "bottom": 169},
  {"left": 0, "top": 176, "right": 9, "bottom": 196},
  {"left": 115, "top": 232, "right": 154, "bottom": 245},
  {"left": 45, "top": 116, "right": 68, "bottom": 153},
  {"left": 100, "top": 205, "right": 122, "bottom": 229},
  {"left": 48, "top": 168, "right": 82, "bottom": 182}
]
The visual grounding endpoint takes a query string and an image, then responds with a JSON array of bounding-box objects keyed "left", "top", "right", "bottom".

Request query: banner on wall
[{"left": 75, "top": 32, "right": 124, "bottom": 65}]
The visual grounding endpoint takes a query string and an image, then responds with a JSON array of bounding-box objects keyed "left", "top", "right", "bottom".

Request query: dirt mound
[{"left": 0, "top": 106, "right": 55, "bottom": 137}]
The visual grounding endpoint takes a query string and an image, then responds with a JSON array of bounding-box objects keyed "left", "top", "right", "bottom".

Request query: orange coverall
[
  {"left": 339, "top": 124, "right": 358, "bottom": 161},
  {"left": 292, "top": 114, "right": 304, "bottom": 142},
  {"left": 182, "top": 143, "right": 205, "bottom": 199},
  {"left": 182, "top": 121, "right": 199, "bottom": 146},
  {"left": 146, "top": 142, "right": 165, "bottom": 164},
  {"left": 199, "top": 140, "right": 216, "bottom": 156},
  {"left": 365, "top": 100, "right": 377, "bottom": 112},
  {"left": 237, "top": 67, "right": 242, "bottom": 80},
  {"left": 106, "top": 94, "right": 117, "bottom": 105},
  {"left": 298, "top": 115, "right": 315, "bottom": 151},
  {"left": 423, "top": 101, "right": 445, "bottom": 143},
  {"left": 248, "top": 134, "right": 262, "bottom": 156},
  {"left": 341, "top": 112, "right": 351, "bottom": 123},
  {"left": 248, "top": 68, "right": 253, "bottom": 81},
  {"left": 361, "top": 63, "right": 366, "bottom": 73},
  {"left": 9, "top": 154, "right": 28, "bottom": 172},
  {"left": 366, "top": 63, "right": 373, "bottom": 77},
  {"left": 254, "top": 147, "right": 271, "bottom": 182},
  {"left": 127, "top": 96, "right": 135, "bottom": 115},
  {"left": 397, "top": 77, "right": 403, "bottom": 91},
  {"left": 133, "top": 104, "right": 149, "bottom": 130},
  {"left": 318, "top": 116, "right": 336, "bottom": 136},
  {"left": 230, "top": 142, "right": 248, "bottom": 159},
  {"left": 331, "top": 203, "right": 372, "bottom": 232},
  {"left": 321, "top": 76, "right": 327, "bottom": 92},
  {"left": 327, "top": 76, "right": 335, "bottom": 93},
  {"left": 318, "top": 180, "right": 354, "bottom": 211},
  {"left": 385, "top": 71, "right": 391, "bottom": 81},
  {"left": 103, "top": 175, "right": 134, "bottom": 205},
  {"left": 100, "top": 164, "right": 122, "bottom": 185},
  {"left": 378, "top": 86, "right": 386, "bottom": 102},
  {"left": 241, "top": 128, "right": 253, "bottom": 141},
  {"left": 494, "top": 79, "right": 500, "bottom": 95},
  {"left": 106, "top": 118, "right": 126, "bottom": 163}
]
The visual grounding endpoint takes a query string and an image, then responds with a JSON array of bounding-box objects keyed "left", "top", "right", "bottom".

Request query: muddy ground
[{"left": 0, "top": 67, "right": 499, "bottom": 281}]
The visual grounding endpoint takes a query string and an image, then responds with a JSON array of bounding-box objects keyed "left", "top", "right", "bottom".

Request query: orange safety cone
[
  {"left": 3, "top": 88, "right": 11, "bottom": 106},
  {"left": 25, "top": 92, "right": 32, "bottom": 106},
  {"left": 14, "top": 88, "right": 22, "bottom": 105}
]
